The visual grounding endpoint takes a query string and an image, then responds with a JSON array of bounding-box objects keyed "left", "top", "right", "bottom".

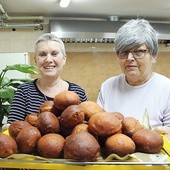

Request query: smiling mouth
[{"left": 44, "top": 66, "right": 56, "bottom": 69}]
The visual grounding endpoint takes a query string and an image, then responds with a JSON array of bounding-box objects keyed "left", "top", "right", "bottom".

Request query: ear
[
  {"left": 63, "top": 55, "right": 67, "bottom": 65},
  {"left": 151, "top": 55, "right": 156, "bottom": 63},
  {"left": 34, "top": 54, "right": 37, "bottom": 64}
]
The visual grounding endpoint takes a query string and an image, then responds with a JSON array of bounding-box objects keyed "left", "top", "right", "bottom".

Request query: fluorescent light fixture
[{"left": 60, "top": 0, "right": 71, "bottom": 8}]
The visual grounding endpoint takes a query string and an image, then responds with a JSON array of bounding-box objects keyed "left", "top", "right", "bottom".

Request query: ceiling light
[{"left": 60, "top": 0, "right": 71, "bottom": 8}]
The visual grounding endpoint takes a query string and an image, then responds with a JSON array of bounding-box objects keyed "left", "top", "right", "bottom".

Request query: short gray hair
[
  {"left": 34, "top": 33, "right": 66, "bottom": 56},
  {"left": 114, "top": 19, "right": 158, "bottom": 58}
]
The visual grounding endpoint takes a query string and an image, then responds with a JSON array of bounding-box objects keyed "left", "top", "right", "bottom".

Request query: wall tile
[
  {"left": 0, "top": 31, "right": 10, "bottom": 40},
  {"left": 0, "top": 40, "right": 10, "bottom": 52},
  {"left": 10, "top": 39, "right": 27, "bottom": 52}
]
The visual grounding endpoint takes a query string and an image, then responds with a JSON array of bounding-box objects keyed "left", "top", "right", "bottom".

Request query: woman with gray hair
[
  {"left": 5, "top": 33, "right": 87, "bottom": 128},
  {"left": 97, "top": 19, "right": 170, "bottom": 138}
]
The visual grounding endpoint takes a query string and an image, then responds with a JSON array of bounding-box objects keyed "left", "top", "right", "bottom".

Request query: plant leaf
[
  {"left": 1, "top": 77, "right": 10, "bottom": 86},
  {"left": 0, "top": 86, "right": 16, "bottom": 99},
  {"left": 4, "top": 64, "right": 37, "bottom": 75}
]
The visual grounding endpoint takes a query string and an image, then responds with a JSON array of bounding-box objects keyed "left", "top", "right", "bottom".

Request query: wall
[
  {"left": 1, "top": 27, "right": 170, "bottom": 101},
  {"left": 29, "top": 44, "right": 170, "bottom": 101},
  {"left": 0, "top": 53, "right": 30, "bottom": 79},
  {"left": 0, "top": 25, "right": 49, "bottom": 53},
  {"left": 63, "top": 51, "right": 170, "bottom": 101}
]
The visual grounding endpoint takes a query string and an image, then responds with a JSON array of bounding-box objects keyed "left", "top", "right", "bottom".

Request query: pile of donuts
[{"left": 0, "top": 91, "right": 163, "bottom": 161}]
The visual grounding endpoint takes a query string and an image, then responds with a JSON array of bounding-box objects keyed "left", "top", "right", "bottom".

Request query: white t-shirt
[{"left": 97, "top": 73, "right": 170, "bottom": 128}]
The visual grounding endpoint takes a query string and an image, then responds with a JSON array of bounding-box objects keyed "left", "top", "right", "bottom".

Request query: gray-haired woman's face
[{"left": 117, "top": 44, "right": 154, "bottom": 85}]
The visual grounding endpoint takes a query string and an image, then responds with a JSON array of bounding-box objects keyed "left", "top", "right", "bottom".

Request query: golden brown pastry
[
  {"left": 79, "top": 101, "right": 103, "bottom": 120},
  {"left": 53, "top": 90, "right": 80, "bottom": 111},
  {"left": 39, "top": 101, "right": 61, "bottom": 116},
  {"left": 16, "top": 126, "right": 41, "bottom": 154},
  {"left": 25, "top": 113, "right": 38, "bottom": 127},
  {"left": 8, "top": 120, "right": 31, "bottom": 140},
  {"left": 71, "top": 123, "right": 89, "bottom": 134},
  {"left": 37, "top": 111, "right": 60, "bottom": 135},
  {"left": 122, "top": 117, "right": 142, "bottom": 137},
  {"left": 37, "top": 133, "right": 65, "bottom": 158},
  {"left": 88, "top": 112, "right": 122, "bottom": 137},
  {"left": 64, "top": 132, "right": 100, "bottom": 161},
  {"left": 131, "top": 128, "right": 163, "bottom": 153},
  {"left": 39, "top": 101, "right": 54, "bottom": 113},
  {"left": 0, "top": 132, "right": 18, "bottom": 158},
  {"left": 105, "top": 133, "right": 136, "bottom": 157},
  {"left": 111, "top": 112, "right": 124, "bottom": 121},
  {"left": 59, "top": 105, "right": 84, "bottom": 129}
]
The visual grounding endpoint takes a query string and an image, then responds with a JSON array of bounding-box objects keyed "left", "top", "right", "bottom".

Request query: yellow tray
[
  {"left": 1, "top": 131, "right": 170, "bottom": 170},
  {"left": 0, "top": 159, "right": 170, "bottom": 170},
  {"left": 0, "top": 150, "right": 170, "bottom": 170}
]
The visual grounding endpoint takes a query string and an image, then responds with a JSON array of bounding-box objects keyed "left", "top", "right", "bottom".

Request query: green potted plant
[{"left": 0, "top": 64, "right": 37, "bottom": 129}]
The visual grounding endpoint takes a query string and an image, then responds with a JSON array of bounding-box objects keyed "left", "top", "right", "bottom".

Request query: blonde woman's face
[{"left": 34, "top": 40, "right": 66, "bottom": 78}]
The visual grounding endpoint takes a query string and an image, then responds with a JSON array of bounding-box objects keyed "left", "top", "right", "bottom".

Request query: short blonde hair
[{"left": 34, "top": 33, "right": 66, "bottom": 56}]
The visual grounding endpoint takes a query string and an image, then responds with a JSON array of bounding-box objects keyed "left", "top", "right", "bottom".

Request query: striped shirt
[{"left": 7, "top": 79, "right": 87, "bottom": 124}]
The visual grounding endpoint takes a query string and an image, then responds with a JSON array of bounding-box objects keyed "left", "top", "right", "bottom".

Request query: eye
[
  {"left": 119, "top": 51, "right": 129, "bottom": 57},
  {"left": 134, "top": 49, "right": 147, "bottom": 56},
  {"left": 52, "top": 51, "right": 59, "bottom": 56},
  {"left": 39, "top": 52, "right": 47, "bottom": 57}
]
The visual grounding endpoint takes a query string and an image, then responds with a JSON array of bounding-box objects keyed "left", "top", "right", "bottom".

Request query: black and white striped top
[{"left": 7, "top": 79, "right": 87, "bottom": 124}]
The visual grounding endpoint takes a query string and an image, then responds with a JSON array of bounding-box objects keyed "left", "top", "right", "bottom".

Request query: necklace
[
  {"left": 37, "top": 79, "right": 63, "bottom": 101},
  {"left": 44, "top": 94, "right": 50, "bottom": 101}
]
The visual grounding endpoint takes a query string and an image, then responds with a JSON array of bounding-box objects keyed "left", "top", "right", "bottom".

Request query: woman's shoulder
[
  {"left": 67, "top": 81, "right": 84, "bottom": 90},
  {"left": 102, "top": 74, "right": 122, "bottom": 85},
  {"left": 153, "top": 73, "right": 170, "bottom": 83},
  {"left": 66, "top": 81, "right": 87, "bottom": 102},
  {"left": 153, "top": 73, "right": 170, "bottom": 90},
  {"left": 17, "top": 79, "right": 36, "bottom": 90}
]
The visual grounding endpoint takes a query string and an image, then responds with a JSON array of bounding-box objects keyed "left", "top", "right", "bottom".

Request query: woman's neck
[
  {"left": 38, "top": 76, "right": 61, "bottom": 88},
  {"left": 36, "top": 77, "right": 68, "bottom": 98},
  {"left": 126, "top": 72, "right": 153, "bottom": 86}
]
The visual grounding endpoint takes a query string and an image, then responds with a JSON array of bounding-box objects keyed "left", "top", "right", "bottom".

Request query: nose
[
  {"left": 126, "top": 52, "right": 135, "bottom": 60},
  {"left": 45, "top": 54, "right": 53, "bottom": 61}
]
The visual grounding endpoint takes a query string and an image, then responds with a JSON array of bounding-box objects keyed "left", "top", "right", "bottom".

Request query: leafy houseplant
[{"left": 0, "top": 64, "right": 37, "bottom": 128}]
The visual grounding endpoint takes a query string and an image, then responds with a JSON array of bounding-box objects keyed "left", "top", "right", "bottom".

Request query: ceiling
[
  {"left": 1, "top": 0, "right": 170, "bottom": 43},
  {"left": 1, "top": 0, "right": 170, "bottom": 21}
]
